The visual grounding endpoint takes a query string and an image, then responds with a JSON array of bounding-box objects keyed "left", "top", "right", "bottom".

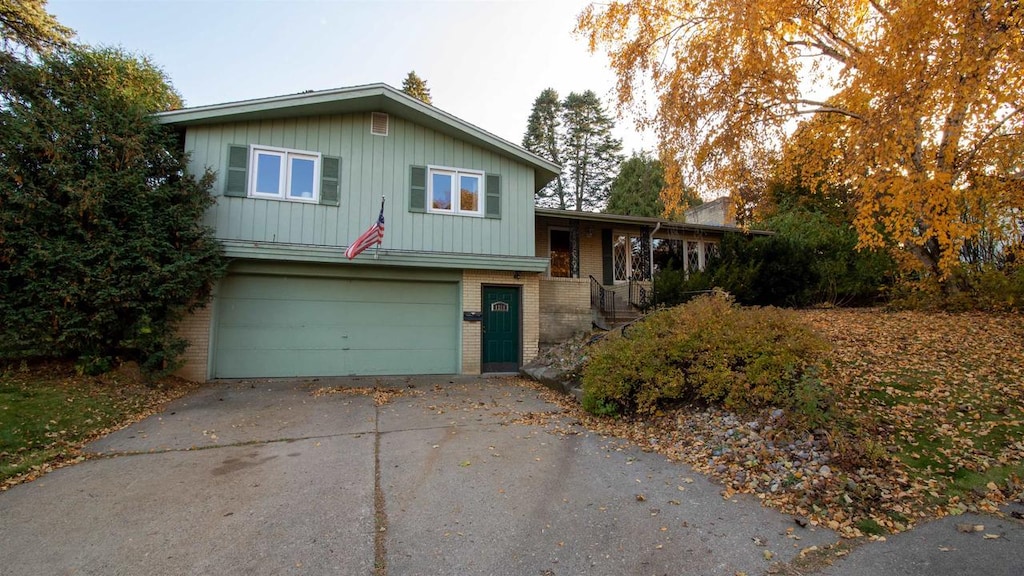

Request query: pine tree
[
  {"left": 522, "top": 89, "right": 622, "bottom": 211},
  {"left": 561, "top": 91, "right": 623, "bottom": 211},
  {"left": 401, "top": 70, "right": 432, "bottom": 105},
  {"left": 522, "top": 88, "right": 565, "bottom": 207}
]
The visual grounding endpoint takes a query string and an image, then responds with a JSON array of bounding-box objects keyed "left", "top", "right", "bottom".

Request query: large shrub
[
  {"left": 654, "top": 208, "right": 895, "bottom": 308},
  {"left": 582, "top": 292, "right": 831, "bottom": 419},
  {"left": 654, "top": 232, "right": 819, "bottom": 307},
  {"left": 0, "top": 47, "right": 225, "bottom": 375}
]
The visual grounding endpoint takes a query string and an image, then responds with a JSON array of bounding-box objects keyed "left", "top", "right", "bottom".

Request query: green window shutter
[
  {"left": 485, "top": 173, "right": 501, "bottom": 219},
  {"left": 409, "top": 165, "right": 426, "bottom": 213},
  {"left": 601, "top": 229, "right": 614, "bottom": 285},
  {"left": 320, "top": 156, "right": 341, "bottom": 206},
  {"left": 224, "top": 145, "right": 248, "bottom": 197}
]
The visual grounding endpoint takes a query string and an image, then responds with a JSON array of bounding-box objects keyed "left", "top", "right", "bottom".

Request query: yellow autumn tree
[{"left": 578, "top": 1, "right": 1024, "bottom": 277}]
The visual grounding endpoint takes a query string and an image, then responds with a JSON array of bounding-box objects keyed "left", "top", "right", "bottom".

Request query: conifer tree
[
  {"left": 401, "top": 70, "right": 432, "bottom": 105},
  {"left": 523, "top": 89, "right": 623, "bottom": 210}
]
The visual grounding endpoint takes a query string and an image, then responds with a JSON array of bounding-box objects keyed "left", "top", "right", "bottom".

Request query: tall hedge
[{"left": 0, "top": 47, "right": 225, "bottom": 375}]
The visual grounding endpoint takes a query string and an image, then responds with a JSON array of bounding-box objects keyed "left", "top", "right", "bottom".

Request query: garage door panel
[
  {"left": 222, "top": 277, "right": 455, "bottom": 305},
  {"left": 219, "top": 300, "right": 456, "bottom": 328},
  {"left": 346, "top": 350, "right": 456, "bottom": 376},
  {"left": 217, "top": 324, "right": 454, "bottom": 352},
  {"left": 215, "top": 275, "right": 459, "bottom": 378},
  {"left": 218, "top": 300, "right": 457, "bottom": 332},
  {"left": 214, "top": 349, "right": 346, "bottom": 378}
]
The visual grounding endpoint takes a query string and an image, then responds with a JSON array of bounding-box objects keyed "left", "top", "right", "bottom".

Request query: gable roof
[{"left": 155, "top": 83, "right": 560, "bottom": 192}]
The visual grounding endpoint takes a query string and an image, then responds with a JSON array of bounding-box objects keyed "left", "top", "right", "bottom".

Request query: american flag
[{"left": 345, "top": 198, "right": 385, "bottom": 260}]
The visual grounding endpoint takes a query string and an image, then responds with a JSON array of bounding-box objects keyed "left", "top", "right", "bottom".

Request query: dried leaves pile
[
  {"left": 313, "top": 385, "right": 420, "bottom": 406},
  {"left": 521, "top": 308, "right": 1024, "bottom": 538}
]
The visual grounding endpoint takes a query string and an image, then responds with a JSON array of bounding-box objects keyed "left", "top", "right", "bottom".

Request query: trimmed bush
[{"left": 581, "top": 292, "right": 830, "bottom": 418}]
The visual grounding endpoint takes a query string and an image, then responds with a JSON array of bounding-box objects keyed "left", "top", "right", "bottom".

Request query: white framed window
[
  {"left": 249, "top": 145, "right": 321, "bottom": 202},
  {"left": 427, "top": 165, "right": 483, "bottom": 216}
]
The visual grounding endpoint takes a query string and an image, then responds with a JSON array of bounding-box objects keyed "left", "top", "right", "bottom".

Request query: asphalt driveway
[{"left": 1, "top": 377, "right": 1020, "bottom": 575}]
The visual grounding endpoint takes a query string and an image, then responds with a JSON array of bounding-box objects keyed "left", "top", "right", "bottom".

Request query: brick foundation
[{"left": 538, "top": 277, "right": 591, "bottom": 343}]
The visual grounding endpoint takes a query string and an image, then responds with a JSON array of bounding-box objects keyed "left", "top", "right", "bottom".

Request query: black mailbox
[{"left": 463, "top": 311, "right": 483, "bottom": 322}]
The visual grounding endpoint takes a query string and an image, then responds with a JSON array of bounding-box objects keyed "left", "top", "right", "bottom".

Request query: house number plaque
[{"left": 490, "top": 302, "right": 509, "bottom": 312}]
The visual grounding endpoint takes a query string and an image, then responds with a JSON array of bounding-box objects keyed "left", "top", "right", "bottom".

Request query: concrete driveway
[{"left": 7, "top": 376, "right": 1015, "bottom": 576}]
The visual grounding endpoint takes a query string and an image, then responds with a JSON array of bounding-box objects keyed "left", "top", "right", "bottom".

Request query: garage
[{"left": 213, "top": 273, "right": 460, "bottom": 378}]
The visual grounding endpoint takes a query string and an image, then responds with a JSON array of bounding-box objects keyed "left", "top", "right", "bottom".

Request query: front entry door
[{"left": 481, "top": 286, "right": 520, "bottom": 373}]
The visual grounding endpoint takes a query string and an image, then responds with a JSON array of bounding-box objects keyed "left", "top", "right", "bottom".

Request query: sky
[{"left": 48, "top": 0, "right": 656, "bottom": 154}]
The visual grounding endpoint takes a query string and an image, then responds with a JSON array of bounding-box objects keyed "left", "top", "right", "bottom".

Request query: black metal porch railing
[
  {"left": 627, "top": 277, "right": 653, "bottom": 312},
  {"left": 589, "top": 275, "right": 617, "bottom": 325}
]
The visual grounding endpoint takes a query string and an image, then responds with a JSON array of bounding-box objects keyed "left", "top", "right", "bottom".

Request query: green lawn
[{"left": 1, "top": 365, "right": 195, "bottom": 485}]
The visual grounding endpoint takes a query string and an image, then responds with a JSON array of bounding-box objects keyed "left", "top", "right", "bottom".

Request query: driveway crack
[{"left": 374, "top": 402, "right": 388, "bottom": 576}]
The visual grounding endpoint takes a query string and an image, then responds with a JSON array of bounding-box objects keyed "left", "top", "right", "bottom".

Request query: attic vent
[{"left": 371, "top": 112, "right": 389, "bottom": 136}]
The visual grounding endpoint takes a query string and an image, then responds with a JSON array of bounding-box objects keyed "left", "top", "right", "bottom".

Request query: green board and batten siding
[
  {"left": 215, "top": 272, "right": 460, "bottom": 378},
  {"left": 184, "top": 113, "right": 536, "bottom": 257}
]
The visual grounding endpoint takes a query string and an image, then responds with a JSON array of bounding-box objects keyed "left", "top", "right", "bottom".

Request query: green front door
[{"left": 481, "top": 286, "right": 520, "bottom": 373}]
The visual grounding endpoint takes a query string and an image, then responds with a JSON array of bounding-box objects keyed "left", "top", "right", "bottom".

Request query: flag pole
[{"left": 374, "top": 195, "right": 385, "bottom": 260}]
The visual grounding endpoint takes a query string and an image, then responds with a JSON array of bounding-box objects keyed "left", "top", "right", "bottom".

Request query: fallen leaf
[
  {"left": 956, "top": 523, "right": 984, "bottom": 533},
  {"left": 983, "top": 534, "right": 1000, "bottom": 539}
]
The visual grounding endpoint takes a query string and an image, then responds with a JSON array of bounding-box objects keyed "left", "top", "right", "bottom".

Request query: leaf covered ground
[
  {"left": 526, "top": 308, "right": 1024, "bottom": 538},
  {"left": 0, "top": 362, "right": 198, "bottom": 489}
]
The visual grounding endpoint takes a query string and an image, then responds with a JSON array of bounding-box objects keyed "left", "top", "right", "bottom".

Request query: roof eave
[
  {"left": 156, "top": 83, "right": 560, "bottom": 192},
  {"left": 534, "top": 208, "right": 771, "bottom": 235}
]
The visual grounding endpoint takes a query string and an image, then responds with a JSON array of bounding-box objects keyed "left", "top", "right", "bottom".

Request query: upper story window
[
  {"left": 250, "top": 146, "right": 320, "bottom": 202},
  {"left": 408, "top": 164, "right": 499, "bottom": 218},
  {"left": 224, "top": 144, "right": 341, "bottom": 206},
  {"left": 428, "top": 166, "right": 483, "bottom": 216}
]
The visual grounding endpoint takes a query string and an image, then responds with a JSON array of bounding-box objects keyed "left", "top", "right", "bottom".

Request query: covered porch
[{"left": 534, "top": 208, "right": 751, "bottom": 342}]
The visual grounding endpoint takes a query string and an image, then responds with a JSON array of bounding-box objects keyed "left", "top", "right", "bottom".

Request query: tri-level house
[{"left": 163, "top": 84, "right": 753, "bottom": 381}]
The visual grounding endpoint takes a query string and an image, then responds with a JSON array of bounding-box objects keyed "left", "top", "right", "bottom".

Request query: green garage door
[{"left": 215, "top": 275, "right": 459, "bottom": 378}]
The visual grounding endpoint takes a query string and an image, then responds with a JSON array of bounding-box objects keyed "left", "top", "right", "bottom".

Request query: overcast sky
[{"left": 49, "top": 0, "right": 656, "bottom": 154}]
